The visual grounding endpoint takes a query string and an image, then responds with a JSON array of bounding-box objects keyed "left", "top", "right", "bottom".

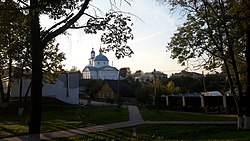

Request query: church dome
[{"left": 94, "top": 53, "right": 109, "bottom": 61}]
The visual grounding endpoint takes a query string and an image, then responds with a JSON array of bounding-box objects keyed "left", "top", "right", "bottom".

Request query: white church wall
[
  {"left": 10, "top": 72, "right": 79, "bottom": 104},
  {"left": 82, "top": 49, "right": 120, "bottom": 80},
  {"left": 89, "top": 71, "right": 97, "bottom": 79},
  {"left": 82, "top": 71, "right": 91, "bottom": 79},
  {"left": 98, "top": 70, "right": 119, "bottom": 80}
]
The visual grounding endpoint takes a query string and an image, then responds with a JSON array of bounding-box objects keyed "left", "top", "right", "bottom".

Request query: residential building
[
  {"left": 172, "top": 70, "right": 203, "bottom": 79},
  {"left": 96, "top": 80, "right": 137, "bottom": 104}
]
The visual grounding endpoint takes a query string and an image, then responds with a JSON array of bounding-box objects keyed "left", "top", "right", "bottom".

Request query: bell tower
[
  {"left": 89, "top": 48, "right": 95, "bottom": 66},
  {"left": 91, "top": 48, "right": 95, "bottom": 59}
]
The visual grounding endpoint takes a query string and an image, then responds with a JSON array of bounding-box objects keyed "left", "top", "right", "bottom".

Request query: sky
[{"left": 41, "top": 0, "right": 200, "bottom": 75}]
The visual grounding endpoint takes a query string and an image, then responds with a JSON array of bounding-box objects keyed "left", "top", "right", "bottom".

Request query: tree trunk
[
  {"left": 0, "top": 76, "right": 5, "bottom": 103},
  {"left": 1, "top": 56, "right": 13, "bottom": 111},
  {"left": 18, "top": 78, "right": 24, "bottom": 116},
  {"left": 244, "top": 29, "right": 250, "bottom": 130},
  {"left": 223, "top": 59, "right": 244, "bottom": 129},
  {"left": 217, "top": 0, "right": 245, "bottom": 129},
  {"left": 27, "top": 0, "right": 91, "bottom": 139},
  {"left": 23, "top": 81, "right": 32, "bottom": 112},
  {"left": 0, "top": 77, "right": 6, "bottom": 112},
  {"left": 228, "top": 41, "right": 244, "bottom": 129},
  {"left": 28, "top": 0, "right": 43, "bottom": 140},
  {"left": 223, "top": 20, "right": 244, "bottom": 130},
  {"left": 6, "top": 55, "right": 12, "bottom": 103}
]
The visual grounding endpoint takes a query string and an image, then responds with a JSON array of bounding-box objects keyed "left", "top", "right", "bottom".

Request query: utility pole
[
  {"left": 202, "top": 71, "right": 206, "bottom": 92},
  {"left": 153, "top": 69, "right": 156, "bottom": 106},
  {"left": 117, "top": 70, "right": 121, "bottom": 110}
]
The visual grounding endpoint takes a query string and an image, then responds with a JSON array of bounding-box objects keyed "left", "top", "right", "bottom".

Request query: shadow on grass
[
  {"left": 42, "top": 125, "right": 250, "bottom": 141},
  {"left": 0, "top": 124, "right": 28, "bottom": 138},
  {"left": 1, "top": 103, "right": 128, "bottom": 139}
]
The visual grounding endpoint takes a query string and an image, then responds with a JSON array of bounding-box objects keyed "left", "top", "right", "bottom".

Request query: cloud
[{"left": 130, "top": 28, "right": 175, "bottom": 45}]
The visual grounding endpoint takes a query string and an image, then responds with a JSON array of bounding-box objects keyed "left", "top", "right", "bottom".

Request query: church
[{"left": 82, "top": 48, "right": 119, "bottom": 80}]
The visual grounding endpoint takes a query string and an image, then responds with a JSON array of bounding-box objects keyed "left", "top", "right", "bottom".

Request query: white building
[
  {"left": 82, "top": 48, "right": 119, "bottom": 80},
  {"left": 10, "top": 72, "right": 80, "bottom": 104}
]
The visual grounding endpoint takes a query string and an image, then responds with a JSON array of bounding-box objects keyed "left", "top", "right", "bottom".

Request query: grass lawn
[
  {"left": 1, "top": 99, "right": 241, "bottom": 140},
  {"left": 139, "top": 107, "right": 237, "bottom": 121},
  {"left": 0, "top": 98, "right": 128, "bottom": 138},
  {"left": 42, "top": 124, "right": 250, "bottom": 141}
]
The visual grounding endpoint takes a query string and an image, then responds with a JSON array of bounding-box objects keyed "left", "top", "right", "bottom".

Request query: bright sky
[{"left": 41, "top": 0, "right": 196, "bottom": 75}]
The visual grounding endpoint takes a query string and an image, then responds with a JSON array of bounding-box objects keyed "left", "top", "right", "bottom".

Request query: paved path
[
  {"left": 128, "top": 105, "right": 144, "bottom": 124},
  {"left": 0, "top": 106, "right": 143, "bottom": 141},
  {"left": 0, "top": 105, "right": 237, "bottom": 141}
]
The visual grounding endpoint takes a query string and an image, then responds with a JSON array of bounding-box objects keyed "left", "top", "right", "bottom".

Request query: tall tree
[
  {"left": 1, "top": 0, "right": 134, "bottom": 140},
  {"left": 165, "top": 80, "right": 181, "bottom": 95},
  {"left": 0, "top": 1, "right": 66, "bottom": 115},
  {"left": 163, "top": 0, "right": 250, "bottom": 129},
  {"left": 0, "top": 0, "right": 29, "bottom": 105}
]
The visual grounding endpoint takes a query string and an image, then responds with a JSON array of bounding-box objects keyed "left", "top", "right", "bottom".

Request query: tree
[
  {"left": 204, "top": 73, "right": 229, "bottom": 93},
  {"left": 168, "top": 75, "right": 203, "bottom": 93},
  {"left": 133, "top": 70, "right": 144, "bottom": 77},
  {"left": 69, "top": 66, "right": 79, "bottom": 72},
  {"left": 87, "top": 79, "right": 103, "bottom": 97},
  {"left": 119, "top": 67, "right": 131, "bottom": 78},
  {"left": 0, "top": 1, "right": 65, "bottom": 116},
  {"left": 165, "top": 80, "right": 181, "bottom": 95},
  {"left": 42, "top": 39, "right": 65, "bottom": 84},
  {"left": 164, "top": 0, "right": 250, "bottom": 129},
  {"left": 153, "top": 78, "right": 166, "bottom": 96},
  {"left": 135, "top": 83, "right": 153, "bottom": 104},
  {"left": 2, "top": 0, "right": 134, "bottom": 139},
  {"left": 0, "top": 0, "right": 28, "bottom": 105},
  {"left": 230, "top": 0, "right": 250, "bottom": 129}
]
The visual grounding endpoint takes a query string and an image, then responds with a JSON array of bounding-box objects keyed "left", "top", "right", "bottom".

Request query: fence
[{"left": 155, "top": 96, "right": 246, "bottom": 114}]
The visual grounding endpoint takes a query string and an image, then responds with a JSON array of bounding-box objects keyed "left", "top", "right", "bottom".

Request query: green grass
[
  {"left": 40, "top": 106, "right": 128, "bottom": 132},
  {"left": 42, "top": 125, "right": 250, "bottom": 141},
  {"left": 0, "top": 98, "right": 128, "bottom": 138},
  {"left": 0, "top": 98, "right": 241, "bottom": 140},
  {"left": 139, "top": 107, "right": 237, "bottom": 121}
]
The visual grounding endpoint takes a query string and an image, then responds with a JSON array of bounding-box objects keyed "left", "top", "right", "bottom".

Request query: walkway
[{"left": 0, "top": 106, "right": 237, "bottom": 141}]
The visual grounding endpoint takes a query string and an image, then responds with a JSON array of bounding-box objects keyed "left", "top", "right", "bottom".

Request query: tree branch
[
  {"left": 41, "top": 0, "right": 91, "bottom": 47},
  {"left": 17, "top": 0, "right": 29, "bottom": 7},
  {"left": 83, "top": 13, "right": 103, "bottom": 19},
  {"left": 41, "top": 13, "right": 74, "bottom": 40}
]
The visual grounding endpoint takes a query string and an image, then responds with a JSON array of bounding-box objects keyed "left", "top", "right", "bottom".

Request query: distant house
[
  {"left": 135, "top": 70, "right": 167, "bottom": 82},
  {"left": 79, "top": 79, "right": 92, "bottom": 97},
  {"left": 78, "top": 79, "right": 103, "bottom": 102},
  {"left": 119, "top": 67, "right": 131, "bottom": 78},
  {"left": 202, "top": 91, "right": 222, "bottom": 96},
  {"left": 172, "top": 70, "right": 203, "bottom": 79},
  {"left": 96, "top": 80, "right": 137, "bottom": 104}
]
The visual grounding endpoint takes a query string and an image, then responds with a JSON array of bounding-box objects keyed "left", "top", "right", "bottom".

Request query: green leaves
[
  {"left": 166, "top": 0, "right": 238, "bottom": 70},
  {"left": 0, "top": 0, "right": 30, "bottom": 76},
  {"left": 84, "top": 12, "right": 134, "bottom": 59},
  {"left": 0, "top": 1, "right": 66, "bottom": 83},
  {"left": 40, "top": 0, "right": 82, "bottom": 19},
  {"left": 42, "top": 39, "right": 66, "bottom": 84}
]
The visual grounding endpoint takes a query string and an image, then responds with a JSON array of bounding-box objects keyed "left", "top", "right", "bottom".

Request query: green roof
[{"left": 84, "top": 66, "right": 118, "bottom": 71}]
